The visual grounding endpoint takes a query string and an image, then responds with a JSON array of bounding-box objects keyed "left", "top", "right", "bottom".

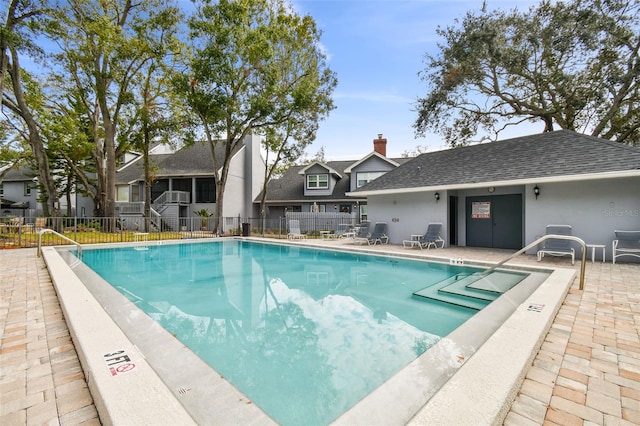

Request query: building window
[
  {"left": 195, "top": 178, "right": 216, "bottom": 203},
  {"left": 359, "top": 205, "right": 368, "bottom": 221},
  {"left": 116, "top": 185, "right": 129, "bottom": 202},
  {"left": 151, "top": 179, "right": 169, "bottom": 202},
  {"left": 0, "top": 183, "right": 3, "bottom": 196},
  {"left": 172, "top": 178, "right": 192, "bottom": 194},
  {"left": 24, "top": 182, "right": 32, "bottom": 196},
  {"left": 307, "top": 174, "right": 328, "bottom": 189},
  {"left": 356, "top": 171, "right": 386, "bottom": 188},
  {"left": 131, "top": 184, "right": 140, "bottom": 202}
]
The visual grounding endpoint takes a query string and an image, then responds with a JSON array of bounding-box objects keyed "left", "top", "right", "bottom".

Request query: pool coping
[
  {"left": 41, "top": 245, "right": 197, "bottom": 425},
  {"left": 41, "top": 238, "right": 575, "bottom": 425}
]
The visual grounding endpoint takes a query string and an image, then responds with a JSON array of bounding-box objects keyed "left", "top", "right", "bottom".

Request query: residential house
[
  {"left": 0, "top": 168, "right": 37, "bottom": 218},
  {"left": 263, "top": 134, "right": 411, "bottom": 222},
  {"left": 116, "top": 134, "right": 265, "bottom": 231},
  {"left": 350, "top": 130, "right": 640, "bottom": 261}
]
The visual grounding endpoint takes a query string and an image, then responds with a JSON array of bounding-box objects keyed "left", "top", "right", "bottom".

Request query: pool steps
[{"left": 412, "top": 271, "right": 527, "bottom": 310}]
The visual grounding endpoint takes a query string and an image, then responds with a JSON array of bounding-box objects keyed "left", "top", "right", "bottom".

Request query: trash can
[{"left": 242, "top": 222, "right": 250, "bottom": 237}]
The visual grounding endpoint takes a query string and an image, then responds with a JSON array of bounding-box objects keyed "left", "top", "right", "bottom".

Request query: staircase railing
[
  {"left": 152, "top": 190, "right": 190, "bottom": 212},
  {"left": 150, "top": 208, "right": 162, "bottom": 230},
  {"left": 37, "top": 229, "right": 83, "bottom": 258},
  {"left": 481, "top": 234, "right": 587, "bottom": 290}
]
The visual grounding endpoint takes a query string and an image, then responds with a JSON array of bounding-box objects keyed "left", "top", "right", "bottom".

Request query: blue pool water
[{"left": 80, "top": 240, "right": 486, "bottom": 425}]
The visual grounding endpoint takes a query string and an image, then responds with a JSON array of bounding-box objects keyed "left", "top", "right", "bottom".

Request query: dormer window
[
  {"left": 357, "top": 171, "right": 386, "bottom": 188},
  {"left": 307, "top": 174, "right": 328, "bottom": 189}
]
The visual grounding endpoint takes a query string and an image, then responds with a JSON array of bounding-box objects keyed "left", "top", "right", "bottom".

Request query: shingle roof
[
  {"left": 116, "top": 142, "right": 235, "bottom": 184},
  {"left": 265, "top": 157, "right": 412, "bottom": 202},
  {"left": 352, "top": 130, "right": 640, "bottom": 194},
  {"left": 2, "top": 168, "right": 36, "bottom": 182}
]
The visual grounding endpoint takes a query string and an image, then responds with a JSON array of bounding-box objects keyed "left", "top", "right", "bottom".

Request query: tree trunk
[
  {"left": 66, "top": 174, "right": 73, "bottom": 217},
  {"left": 104, "top": 125, "right": 117, "bottom": 220},
  {"left": 143, "top": 122, "right": 152, "bottom": 233},
  {"left": 4, "top": 46, "right": 60, "bottom": 218},
  {"left": 214, "top": 177, "right": 225, "bottom": 235}
]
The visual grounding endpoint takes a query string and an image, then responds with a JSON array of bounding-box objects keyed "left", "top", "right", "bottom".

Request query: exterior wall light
[
  {"left": 434, "top": 192, "right": 440, "bottom": 202},
  {"left": 534, "top": 185, "right": 540, "bottom": 199}
]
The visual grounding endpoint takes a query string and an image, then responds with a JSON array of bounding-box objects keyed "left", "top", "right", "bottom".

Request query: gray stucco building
[{"left": 350, "top": 130, "right": 640, "bottom": 262}]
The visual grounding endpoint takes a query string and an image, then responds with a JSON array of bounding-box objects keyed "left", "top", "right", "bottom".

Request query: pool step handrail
[
  {"left": 481, "top": 234, "right": 587, "bottom": 290},
  {"left": 37, "top": 229, "right": 83, "bottom": 258}
]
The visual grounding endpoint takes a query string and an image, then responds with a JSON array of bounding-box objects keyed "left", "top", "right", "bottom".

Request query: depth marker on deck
[{"left": 103, "top": 350, "right": 137, "bottom": 376}]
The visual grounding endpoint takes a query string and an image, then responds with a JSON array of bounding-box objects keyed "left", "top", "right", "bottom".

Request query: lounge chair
[
  {"left": 355, "top": 222, "right": 388, "bottom": 245},
  {"left": 287, "top": 219, "right": 306, "bottom": 239},
  {"left": 537, "top": 225, "right": 575, "bottom": 265},
  {"left": 352, "top": 221, "right": 371, "bottom": 244},
  {"left": 334, "top": 223, "right": 351, "bottom": 238},
  {"left": 370, "top": 222, "right": 389, "bottom": 245},
  {"left": 612, "top": 230, "right": 640, "bottom": 264},
  {"left": 403, "top": 223, "right": 444, "bottom": 249}
]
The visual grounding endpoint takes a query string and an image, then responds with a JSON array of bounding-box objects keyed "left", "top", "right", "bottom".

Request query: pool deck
[{"left": 1, "top": 242, "right": 639, "bottom": 425}]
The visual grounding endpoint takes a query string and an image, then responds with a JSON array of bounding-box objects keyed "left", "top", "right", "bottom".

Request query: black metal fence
[
  {"left": 0, "top": 216, "right": 295, "bottom": 249},
  {"left": 0, "top": 213, "right": 361, "bottom": 250},
  {"left": 284, "top": 212, "right": 356, "bottom": 236}
]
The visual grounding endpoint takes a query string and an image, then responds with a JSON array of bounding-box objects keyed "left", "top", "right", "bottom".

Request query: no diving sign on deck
[{"left": 103, "top": 350, "right": 136, "bottom": 376}]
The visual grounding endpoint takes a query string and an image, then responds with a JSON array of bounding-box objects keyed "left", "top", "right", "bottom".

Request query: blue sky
[
  {"left": 293, "top": 0, "right": 545, "bottom": 160},
  {"left": 17, "top": 0, "right": 545, "bottom": 160}
]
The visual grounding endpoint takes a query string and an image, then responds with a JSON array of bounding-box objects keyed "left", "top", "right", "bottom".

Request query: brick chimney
[{"left": 373, "top": 133, "right": 387, "bottom": 157}]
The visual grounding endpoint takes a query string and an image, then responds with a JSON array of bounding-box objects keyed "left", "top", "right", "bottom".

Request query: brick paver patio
[
  {"left": 0, "top": 248, "right": 99, "bottom": 425},
  {"left": 504, "top": 258, "right": 640, "bottom": 425},
  {"left": 0, "top": 244, "right": 638, "bottom": 425}
]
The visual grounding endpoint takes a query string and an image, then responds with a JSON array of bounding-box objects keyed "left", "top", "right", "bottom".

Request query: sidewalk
[{"left": 1, "top": 245, "right": 638, "bottom": 425}]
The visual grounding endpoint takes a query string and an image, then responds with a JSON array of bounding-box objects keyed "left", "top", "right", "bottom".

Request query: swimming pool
[
  {"left": 48, "top": 239, "right": 568, "bottom": 424},
  {"left": 76, "top": 239, "right": 524, "bottom": 425}
]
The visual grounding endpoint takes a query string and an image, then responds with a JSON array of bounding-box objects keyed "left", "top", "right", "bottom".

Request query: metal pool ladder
[
  {"left": 37, "top": 229, "right": 83, "bottom": 259},
  {"left": 481, "top": 234, "right": 587, "bottom": 290}
]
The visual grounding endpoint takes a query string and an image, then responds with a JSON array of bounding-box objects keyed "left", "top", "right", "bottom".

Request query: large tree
[
  {"left": 1, "top": 0, "right": 60, "bottom": 216},
  {"left": 125, "top": 55, "right": 187, "bottom": 232},
  {"left": 174, "top": 0, "right": 336, "bottom": 232},
  {"left": 415, "top": 0, "right": 640, "bottom": 146},
  {"left": 51, "top": 0, "right": 181, "bottom": 220}
]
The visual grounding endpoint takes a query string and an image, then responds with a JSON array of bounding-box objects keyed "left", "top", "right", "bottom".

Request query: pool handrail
[
  {"left": 37, "top": 228, "right": 83, "bottom": 258},
  {"left": 481, "top": 234, "right": 587, "bottom": 290}
]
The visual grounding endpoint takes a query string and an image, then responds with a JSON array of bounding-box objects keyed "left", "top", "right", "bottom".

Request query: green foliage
[
  {"left": 1, "top": 0, "right": 62, "bottom": 216},
  {"left": 46, "top": 0, "right": 184, "bottom": 217},
  {"left": 194, "top": 207, "right": 213, "bottom": 228},
  {"left": 415, "top": 0, "right": 640, "bottom": 146},
  {"left": 193, "top": 208, "right": 213, "bottom": 218},
  {"left": 174, "top": 0, "right": 337, "bottom": 228}
]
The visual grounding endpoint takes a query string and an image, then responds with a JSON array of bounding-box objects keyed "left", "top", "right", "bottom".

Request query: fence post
[{"left": 74, "top": 216, "right": 77, "bottom": 241}]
